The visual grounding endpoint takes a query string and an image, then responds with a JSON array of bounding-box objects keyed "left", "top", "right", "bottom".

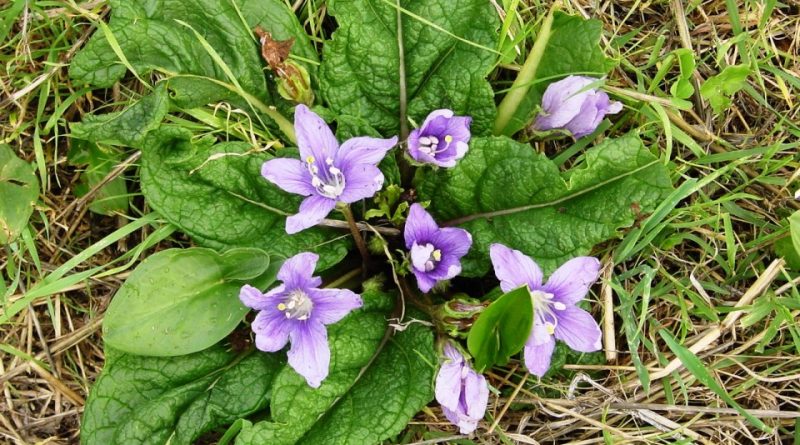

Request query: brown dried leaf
[{"left": 254, "top": 26, "right": 294, "bottom": 71}]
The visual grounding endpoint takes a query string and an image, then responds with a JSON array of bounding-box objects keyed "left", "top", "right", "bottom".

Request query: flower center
[
  {"left": 277, "top": 289, "right": 314, "bottom": 321},
  {"left": 411, "top": 242, "right": 442, "bottom": 272},
  {"left": 530, "top": 289, "right": 566, "bottom": 335},
  {"left": 306, "top": 155, "right": 346, "bottom": 199},
  {"left": 418, "top": 135, "right": 453, "bottom": 157}
]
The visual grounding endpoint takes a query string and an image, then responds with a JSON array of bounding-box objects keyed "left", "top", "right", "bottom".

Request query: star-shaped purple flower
[
  {"left": 404, "top": 204, "right": 472, "bottom": 293},
  {"left": 262, "top": 105, "right": 398, "bottom": 234},
  {"left": 407, "top": 109, "right": 471, "bottom": 168},
  {"left": 239, "top": 252, "right": 363, "bottom": 388},
  {"left": 435, "top": 343, "right": 488, "bottom": 434},
  {"left": 533, "top": 75, "right": 622, "bottom": 138},
  {"left": 489, "top": 244, "right": 602, "bottom": 377}
]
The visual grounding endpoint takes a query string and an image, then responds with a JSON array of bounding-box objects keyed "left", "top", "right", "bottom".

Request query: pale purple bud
[{"left": 534, "top": 75, "right": 622, "bottom": 138}]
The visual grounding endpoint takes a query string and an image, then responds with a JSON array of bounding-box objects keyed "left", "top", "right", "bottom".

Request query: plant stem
[
  {"left": 493, "top": 6, "right": 556, "bottom": 135},
  {"left": 396, "top": 0, "right": 408, "bottom": 141},
  {"left": 339, "top": 204, "right": 371, "bottom": 264}
]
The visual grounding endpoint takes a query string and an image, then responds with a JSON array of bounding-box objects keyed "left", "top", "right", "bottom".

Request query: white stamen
[
  {"left": 280, "top": 290, "right": 314, "bottom": 320},
  {"left": 305, "top": 154, "right": 346, "bottom": 199},
  {"left": 530, "top": 289, "right": 560, "bottom": 336}
]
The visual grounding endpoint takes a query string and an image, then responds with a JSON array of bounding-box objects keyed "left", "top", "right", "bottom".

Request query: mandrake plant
[{"left": 13, "top": 0, "right": 786, "bottom": 443}]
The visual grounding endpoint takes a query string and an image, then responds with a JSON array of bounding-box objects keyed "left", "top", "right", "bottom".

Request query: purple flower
[
  {"left": 489, "top": 244, "right": 602, "bottom": 377},
  {"left": 407, "top": 109, "right": 471, "bottom": 168},
  {"left": 534, "top": 75, "right": 622, "bottom": 138},
  {"left": 262, "top": 105, "right": 398, "bottom": 234},
  {"left": 404, "top": 203, "right": 472, "bottom": 293},
  {"left": 239, "top": 252, "right": 363, "bottom": 388},
  {"left": 435, "top": 343, "right": 488, "bottom": 434}
]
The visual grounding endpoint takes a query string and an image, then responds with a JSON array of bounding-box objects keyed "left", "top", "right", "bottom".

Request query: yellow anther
[
  {"left": 432, "top": 249, "right": 442, "bottom": 261},
  {"left": 305, "top": 156, "right": 315, "bottom": 164},
  {"left": 545, "top": 323, "right": 555, "bottom": 335},
  {"left": 277, "top": 303, "right": 287, "bottom": 311},
  {"left": 444, "top": 135, "right": 453, "bottom": 143}
]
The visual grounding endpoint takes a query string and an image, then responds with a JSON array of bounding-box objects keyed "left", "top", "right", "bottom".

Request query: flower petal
[
  {"left": 443, "top": 115, "right": 472, "bottom": 143},
  {"left": 420, "top": 109, "right": 455, "bottom": 132},
  {"left": 432, "top": 227, "right": 472, "bottom": 258},
  {"left": 554, "top": 306, "right": 602, "bottom": 352},
  {"left": 404, "top": 203, "right": 439, "bottom": 248},
  {"left": 435, "top": 361, "right": 462, "bottom": 411},
  {"left": 489, "top": 243, "right": 543, "bottom": 292},
  {"left": 287, "top": 321, "right": 330, "bottom": 388},
  {"left": 524, "top": 327, "right": 555, "bottom": 377},
  {"left": 308, "top": 288, "right": 362, "bottom": 325},
  {"left": 427, "top": 255, "right": 461, "bottom": 281},
  {"left": 535, "top": 76, "right": 596, "bottom": 130},
  {"left": 337, "top": 163, "right": 384, "bottom": 203},
  {"left": 410, "top": 242, "right": 435, "bottom": 272},
  {"left": 286, "top": 195, "right": 337, "bottom": 234},
  {"left": 442, "top": 342, "right": 464, "bottom": 363},
  {"left": 252, "top": 309, "right": 292, "bottom": 352},
  {"left": 336, "top": 135, "right": 397, "bottom": 167},
  {"left": 544, "top": 256, "right": 601, "bottom": 305},
  {"left": 261, "top": 158, "right": 314, "bottom": 196},
  {"left": 463, "top": 370, "right": 489, "bottom": 421},
  {"left": 412, "top": 269, "right": 438, "bottom": 293},
  {"left": 277, "top": 252, "right": 322, "bottom": 289},
  {"left": 239, "top": 284, "right": 285, "bottom": 311},
  {"left": 294, "top": 104, "right": 339, "bottom": 164},
  {"left": 442, "top": 406, "right": 479, "bottom": 435},
  {"left": 564, "top": 92, "right": 603, "bottom": 138}
]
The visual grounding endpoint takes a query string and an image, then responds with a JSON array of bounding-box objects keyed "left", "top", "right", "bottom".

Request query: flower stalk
[
  {"left": 340, "top": 204, "right": 371, "bottom": 264},
  {"left": 493, "top": 6, "right": 556, "bottom": 135}
]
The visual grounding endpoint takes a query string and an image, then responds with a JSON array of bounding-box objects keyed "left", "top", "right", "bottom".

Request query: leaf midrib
[{"left": 444, "top": 158, "right": 660, "bottom": 226}]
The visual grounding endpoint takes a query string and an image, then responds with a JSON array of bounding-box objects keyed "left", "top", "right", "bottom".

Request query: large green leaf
[
  {"left": 70, "top": 83, "right": 171, "bottom": 148},
  {"left": 139, "top": 126, "right": 349, "bottom": 269},
  {"left": 70, "top": 0, "right": 314, "bottom": 108},
  {"left": 0, "top": 144, "right": 39, "bottom": 244},
  {"left": 419, "top": 134, "right": 673, "bottom": 276},
  {"left": 501, "top": 12, "right": 615, "bottom": 136},
  {"left": 103, "top": 247, "right": 278, "bottom": 356},
  {"left": 81, "top": 345, "right": 284, "bottom": 445},
  {"left": 236, "top": 304, "right": 436, "bottom": 445},
  {"left": 467, "top": 285, "right": 533, "bottom": 371},
  {"left": 320, "top": 0, "right": 498, "bottom": 136}
]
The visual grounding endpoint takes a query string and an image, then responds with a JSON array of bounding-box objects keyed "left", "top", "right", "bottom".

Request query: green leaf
[
  {"left": 0, "top": 144, "right": 39, "bottom": 244},
  {"left": 81, "top": 345, "right": 284, "bottom": 445},
  {"left": 467, "top": 285, "right": 533, "bottom": 371},
  {"left": 668, "top": 48, "right": 696, "bottom": 100},
  {"left": 103, "top": 247, "right": 278, "bottom": 356},
  {"left": 500, "top": 12, "right": 614, "bottom": 136},
  {"left": 70, "top": 0, "right": 313, "bottom": 108},
  {"left": 140, "top": 126, "right": 349, "bottom": 269},
  {"left": 419, "top": 134, "right": 673, "bottom": 276},
  {"left": 320, "top": 0, "right": 498, "bottom": 136},
  {"left": 71, "top": 83, "right": 171, "bottom": 148},
  {"left": 658, "top": 329, "right": 771, "bottom": 433},
  {"left": 68, "top": 140, "right": 129, "bottom": 216},
  {"left": 235, "top": 305, "right": 436, "bottom": 444},
  {"left": 789, "top": 211, "right": 800, "bottom": 259},
  {"left": 699, "top": 65, "right": 751, "bottom": 114}
]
